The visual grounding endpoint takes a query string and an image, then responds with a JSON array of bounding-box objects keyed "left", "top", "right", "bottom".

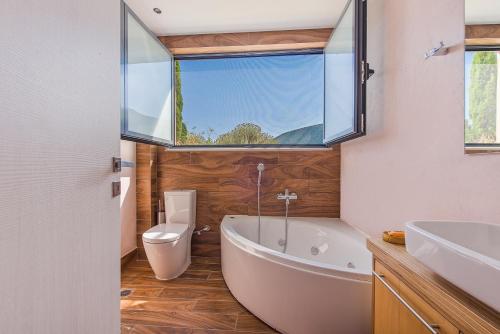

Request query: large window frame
[
  {"left": 173, "top": 49, "right": 327, "bottom": 149},
  {"left": 121, "top": 0, "right": 369, "bottom": 149},
  {"left": 464, "top": 45, "right": 500, "bottom": 149}
]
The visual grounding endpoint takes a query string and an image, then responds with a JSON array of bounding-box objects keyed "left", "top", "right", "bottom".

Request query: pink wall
[{"left": 341, "top": 0, "right": 500, "bottom": 237}]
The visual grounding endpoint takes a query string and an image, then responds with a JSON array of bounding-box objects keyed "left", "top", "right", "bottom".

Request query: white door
[{"left": 0, "top": 0, "right": 121, "bottom": 333}]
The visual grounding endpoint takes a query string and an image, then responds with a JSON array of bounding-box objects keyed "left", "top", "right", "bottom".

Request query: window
[
  {"left": 121, "top": 0, "right": 369, "bottom": 148},
  {"left": 465, "top": 47, "right": 500, "bottom": 146},
  {"left": 174, "top": 0, "right": 369, "bottom": 147},
  {"left": 324, "top": 0, "right": 367, "bottom": 144},
  {"left": 174, "top": 52, "right": 325, "bottom": 146},
  {"left": 121, "top": 3, "right": 174, "bottom": 145}
]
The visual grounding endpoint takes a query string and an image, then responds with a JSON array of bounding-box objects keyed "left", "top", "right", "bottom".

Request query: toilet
[{"left": 142, "top": 190, "right": 196, "bottom": 280}]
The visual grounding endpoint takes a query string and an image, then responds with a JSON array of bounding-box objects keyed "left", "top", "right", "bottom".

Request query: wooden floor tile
[
  {"left": 130, "top": 325, "right": 192, "bottom": 333},
  {"left": 131, "top": 324, "right": 273, "bottom": 334},
  {"left": 158, "top": 287, "right": 235, "bottom": 301},
  {"left": 179, "top": 270, "right": 212, "bottom": 280},
  {"left": 188, "top": 262, "right": 222, "bottom": 272},
  {"left": 129, "top": 276, "right": 228, "bottom": 289},
  {"left": 126, "top": 260, "right": 153, "bottom": 268},
  {"left": 236, "top": 315, "right": 276, "bottom": 333},
  {"left": 207, "top": 272, "right": 224, "bottom": 280},
  {"left": 121, "top": 258, "right": 273, "bottom": 333},
  {"left": 191, "top": 256, "right": 221, "bottom": 265},
  {"left": 121, "top": 324, "right": 134, "bottom": 334},
  {"left": 193, "top": 300, "right": 250, "bottom": 315},
  {"left": 121, "top": 299, "right": 197, "bottom": 312},
  {"left": 122, "top": 309, "right": 237, "bottom": 330},
  {"left": 122, "top": 288, "right": 164, "bottom": 299},
  {"left": 123, "top": 266, "right": 155, "bottom": 275}
]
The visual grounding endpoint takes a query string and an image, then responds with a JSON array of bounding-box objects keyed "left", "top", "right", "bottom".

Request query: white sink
[{"left": 406, "top": 221, "right": 500, "bottom": 312}]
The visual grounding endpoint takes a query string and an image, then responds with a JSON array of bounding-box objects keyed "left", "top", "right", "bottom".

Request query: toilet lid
[{"left": 142, "top": 223, "right": 189, "bottom": 244}]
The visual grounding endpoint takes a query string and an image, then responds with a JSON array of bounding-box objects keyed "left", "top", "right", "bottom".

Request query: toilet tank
[{"left": 164, "top": 190, "right": 196, "bottom": 227}]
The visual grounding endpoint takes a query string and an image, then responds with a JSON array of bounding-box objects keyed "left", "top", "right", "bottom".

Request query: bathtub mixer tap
[
  {"left": 277, "top": 189, "right": 297, "bottom": 252},
  {"left": 277, "top": 189, "right": 298, "bottom": 204}
]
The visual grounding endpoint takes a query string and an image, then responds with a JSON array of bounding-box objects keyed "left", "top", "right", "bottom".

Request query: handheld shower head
[{"left": 257, "top": 163, "right": 265, "bottom": 186}]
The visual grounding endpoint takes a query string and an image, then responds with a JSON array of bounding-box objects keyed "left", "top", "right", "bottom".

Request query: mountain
[{"left": 275, "top": 124, "right": 323, "bottom": 145}]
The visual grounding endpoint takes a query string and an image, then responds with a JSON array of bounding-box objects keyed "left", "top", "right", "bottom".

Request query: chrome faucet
[
  {"left": 277, "top": 189, "right": 297, "bottom": 253},
  {"left": 277, "top": 189, "right": 298, "bottom": 204}
]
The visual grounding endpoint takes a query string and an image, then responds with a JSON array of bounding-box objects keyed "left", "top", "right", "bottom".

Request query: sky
[{"left": 178, "top": 54, "right": 324, "bottom": 138}]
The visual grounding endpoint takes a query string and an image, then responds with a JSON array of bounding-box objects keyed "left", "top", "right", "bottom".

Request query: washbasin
[{"left": 406, "top": 221, "right": 500, "bottom": 312}]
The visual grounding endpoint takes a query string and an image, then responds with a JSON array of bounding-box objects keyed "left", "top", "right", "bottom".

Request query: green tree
[
  {"left": 215, "top": 123, "right": 278, "bottom": 145},
  {"left": 466, "top": 51, "right": 498, "bottom": 143},
  {"left": 182, "top": 127, "right": 212, "bottom": 145},
  {"left": 175, "top": 60, "right": 188, "bottom": 144}
]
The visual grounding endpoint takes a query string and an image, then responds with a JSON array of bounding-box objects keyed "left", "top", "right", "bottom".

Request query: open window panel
[
  {"left": 121, "top": 3, "right": 174, "bottom": 147},
  {"left": 323, "top": 0, "right": 370, "bottom": 146}
]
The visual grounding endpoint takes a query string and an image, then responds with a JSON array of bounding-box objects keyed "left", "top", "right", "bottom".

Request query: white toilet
[{"left": 142, "top": 190, "right": 196, "bottom": 280}]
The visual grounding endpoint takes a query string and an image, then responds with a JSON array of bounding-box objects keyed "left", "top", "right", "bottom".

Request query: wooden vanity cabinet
[
  {"left": 369, "top": 239, "right": 500, "bottom": 334},
  {"left": 373, "top": 261, "right": 459, "bottom": 334}
]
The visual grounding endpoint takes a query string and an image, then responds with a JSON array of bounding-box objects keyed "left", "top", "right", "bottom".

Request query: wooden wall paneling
[
  {"left": 465, "top": 24, "right": 500, "bottom": 45},
  {"left": 141, "top": 146, "right": 341, "bottom": 257},
  {"left": 159, "top": 28, "right": 333, "bottom": 55}
]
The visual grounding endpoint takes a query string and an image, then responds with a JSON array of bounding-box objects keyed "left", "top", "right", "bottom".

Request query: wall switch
[{"left": 112, "top": 181, "right": 121, "bottom": 197}]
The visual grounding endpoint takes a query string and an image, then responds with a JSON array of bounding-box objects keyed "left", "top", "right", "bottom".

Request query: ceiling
[
  {"left": 465, "top": 0, "right": 500, "bottom": 25},
  {"left": 124, "top": 0, "right": 347, "bottom": 36}
]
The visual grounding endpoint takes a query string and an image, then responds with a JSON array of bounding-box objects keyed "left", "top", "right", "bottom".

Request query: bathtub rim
[{"left": 221, "top": 215, "right": 372, "bottom": 283}]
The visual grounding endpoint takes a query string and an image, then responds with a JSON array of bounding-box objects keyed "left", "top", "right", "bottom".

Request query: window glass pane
[
  {"left": 175, "top": 54, "right": 324, "bottom": 146},
  {"left": 465, "top": 50, "right": 500, "bottom": 145},
  {"left": 324, "top": 0, "right": 356, "bottom": 143},
  {"left": 124, "top": 12, "right": 173, "bottom": 144}
]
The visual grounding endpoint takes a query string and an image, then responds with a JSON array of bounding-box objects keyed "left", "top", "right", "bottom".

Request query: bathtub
[{"left": 221, "top": 215, "right": 372, "bottom": 334}]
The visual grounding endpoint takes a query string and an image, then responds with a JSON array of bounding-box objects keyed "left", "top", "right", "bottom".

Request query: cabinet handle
[{"left": 373, "top": 271, "right": 440, "bottom": 334}]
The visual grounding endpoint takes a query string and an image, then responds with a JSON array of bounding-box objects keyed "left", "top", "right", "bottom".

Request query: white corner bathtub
[{"left": 221, "top": 215, "right": 372, "bottom": 334}]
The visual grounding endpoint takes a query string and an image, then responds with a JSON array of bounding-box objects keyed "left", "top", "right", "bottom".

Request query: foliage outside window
[{"left": 465, "top": 49, "right": 500, "bottom": 145}]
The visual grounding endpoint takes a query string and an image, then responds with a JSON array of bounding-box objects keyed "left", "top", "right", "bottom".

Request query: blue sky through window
[{"left": 177, "top": 53, "right": 324, "bottom": 143}]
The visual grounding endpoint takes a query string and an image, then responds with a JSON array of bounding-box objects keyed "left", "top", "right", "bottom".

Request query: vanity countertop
[{"left": 367, "top": 238, "right": 500, "bottom": 334}]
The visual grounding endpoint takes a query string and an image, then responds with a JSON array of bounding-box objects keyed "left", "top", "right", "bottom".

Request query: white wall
[
  {"left": 121, "top": 140, "right": 137, "bottom": 257},
  {"left": 0, "top": 0, "right": 121, "bottom": 333},
  {"left": 341, "top": 0, "right": 500, "bottom": 236}
]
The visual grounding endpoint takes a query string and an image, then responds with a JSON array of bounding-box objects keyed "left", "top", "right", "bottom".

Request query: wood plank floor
[{"left": 121, "top": 257, "right": 278, "bottom": 334}]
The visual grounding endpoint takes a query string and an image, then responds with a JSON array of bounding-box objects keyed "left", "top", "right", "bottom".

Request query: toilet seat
[{"left": 142, "top": 223, "right": 189, "bottom": 244}]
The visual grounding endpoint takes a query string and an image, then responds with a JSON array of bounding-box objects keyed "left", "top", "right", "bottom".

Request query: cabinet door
[
  {"left": 373, "top": 261, "right": 460, "bottom": 334},
  {"left": 398, "top": 282, "right": 459, "bottom": 334},
  {"left": 373, "top": 262, "right": 400, "bottom": 334}
]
